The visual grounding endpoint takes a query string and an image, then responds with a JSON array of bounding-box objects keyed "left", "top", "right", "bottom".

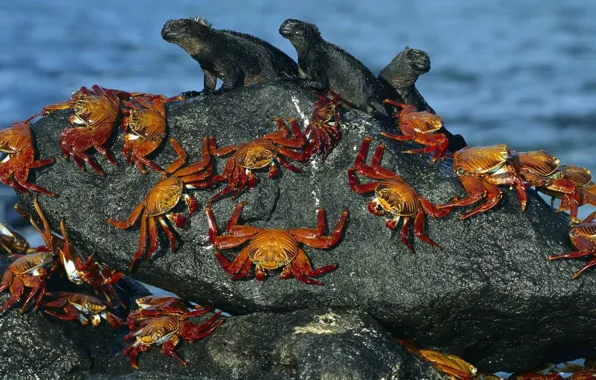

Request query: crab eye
[{"left": 456, "top": 167, "right": 465, "bottom": 176}]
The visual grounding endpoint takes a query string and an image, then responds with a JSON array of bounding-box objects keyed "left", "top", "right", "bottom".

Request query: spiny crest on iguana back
[{"left": 189, "top": 16, "right": 213, "bottom": 28}]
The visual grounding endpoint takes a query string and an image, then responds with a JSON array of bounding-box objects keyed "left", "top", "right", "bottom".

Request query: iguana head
[
  {"left": 279, "top": 19, "right": 322, "bottom": 52},
  {"left": 161, "top": 17, "right": 213, "bottom": 54}
]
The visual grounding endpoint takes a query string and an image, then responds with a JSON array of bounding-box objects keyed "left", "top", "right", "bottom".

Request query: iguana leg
[{"left": 203, "top": 70, "right": 218, "bottom": 92}]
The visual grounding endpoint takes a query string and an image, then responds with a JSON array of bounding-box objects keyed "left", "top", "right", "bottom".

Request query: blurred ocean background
[{"left": 1, "top": 0, "right": 595, "bottom": 238}]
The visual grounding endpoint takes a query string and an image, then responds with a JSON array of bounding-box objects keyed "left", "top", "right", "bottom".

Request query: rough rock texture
[
  {"left": 97, "top": 309, "right": 445, "bottom": 380},
  {"left": 15, "top": 80, "right": 596, "bottom": 372}
]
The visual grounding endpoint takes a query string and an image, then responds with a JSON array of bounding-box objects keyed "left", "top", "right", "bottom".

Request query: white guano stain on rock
[
  {"left": 290, "top": 95, "right": 309, "bottom": 125},
  {"left": 293, "top": 312, "right": 347, "bottom": 335}
]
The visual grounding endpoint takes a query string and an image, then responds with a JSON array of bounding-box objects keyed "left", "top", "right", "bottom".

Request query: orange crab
[
  {"left": 0, "top": 250, "right": 58, "bottom": 312},
  {"left": 0, "top": 116, "right": 55, "bottom": 196},
  {"left": 380, "top": 99, "right": 449, "bottom": 162},
  {"left": 206, "top": 202, "right": 348, "bottom": 285},
  {"left": 548, "top": 211, "right": 596, "bottom": 278},
  {"left": 301, "top": 91, "right": 342, "bottom": 161},
  {"left": 29, "top": 196, "right": 124, "bottom": 304},
  {"left": 127, "top": 295, "right": 213, "bottom": 329},
  {"left": 508, "top": 150, "right": 579, "bottom": 213},
  {"left": 121, "top": 94, "right": 184, "bottom": 174},
  {"left": 437, "top": 144, "right": 524, "bottom": 219},
  {"left": 547, "top": 165, "right": 596, "bottom": 224},
  {"left": 348, "top": 137, "right": 450, "bottom": 251},
  {"left": 208, "top": 118, "right": 306, "bottom": 202},
  {"left": 123, "top": 312, "right": 223, "bottom": 368},
  {"left": 108, "top": 137, "right": 214, "bottom": 270},
  {"left": 42, "top": 292, "right": 123, "bottom": 327},
  {"left": 417, "top": 350, "right": 478, "bottom": 380}
]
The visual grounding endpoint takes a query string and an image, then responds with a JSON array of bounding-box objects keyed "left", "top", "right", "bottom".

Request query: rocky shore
[{"left": 2, "top": 80, "right": 592, "bottom": 378}]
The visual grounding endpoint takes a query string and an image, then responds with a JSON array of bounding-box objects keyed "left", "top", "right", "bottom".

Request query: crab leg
[
  {"left": 419, "top": 197, "right": 452, "bottom": 218},
  {"left": 158, "top": 217, "right": 178, "bottom": 252},
  {"left": 0, "top": 273, "right": 22, "bottom": 313},
  {"left": 292, "top": 209, "right": 348, "bottom": 248},
  {"left": 161, "top": 336, "right": 188, "bottom": 366},
  {"left": 13, "top": 170, "right": 57, "bottom": 197},
  {"left": 290, "top": 249, "right": 337, "bottom": 286},
  {"left": 399, "top": 217, "right": 413, "bottom": 252},
  {"left": 276, "top": 155, "right": 304, "bottom": 173},
  {"left": 146, "top": 217, "right": 159, "bottom": 262},
  {"left": 129, "top": 214, "right": 148, "bottom": 271},
  {"left": 347, "top": 168, "right": 382, "bottom": 194},
  {"left": 459, "top": 181, "right": 503, "bottom": 220},
  {"left": 413, "top": 208, "right": 440, "bottom": 248},
  {"left": 108, "top": 202, "right": 145, "bottom": 229},
  {"left": 215, "top": 246, "right": 250, "bottom": 276},
  {"left": 438, "top": 176, "right": 487, "bottom": 209}
]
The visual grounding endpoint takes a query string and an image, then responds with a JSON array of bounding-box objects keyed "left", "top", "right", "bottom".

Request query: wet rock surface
[
  {"left": 15, "top": 80, "right": 596, "bottom": 372},
  {"left": 96, "top": 309, "right": 445, "bottom": 380}
]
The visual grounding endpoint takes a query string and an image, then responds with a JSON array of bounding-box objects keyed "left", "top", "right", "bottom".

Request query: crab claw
[
  {"left": 368, "top": 199, "right": 385, "bottom": 216},
  {"left": 168, "top": 213, "right": 188, "bottom": 229}
]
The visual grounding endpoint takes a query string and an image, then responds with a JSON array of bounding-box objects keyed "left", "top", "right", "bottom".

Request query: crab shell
[
  {"left": 370, "top": 180, "right": 419, "bottom": 218},
  {"left": 555, "top": 165, "right": 593, "bottom": 186},
  {"left": 0, "top": 123, "right": 33, "bottom": 155},
  {"left": 134, "top": 316, "right": 181, "bottom": 346},
  {"left": 453, "top": 144, "right": 509, "bottom": 176},
  {"left": 246, "top": 229, "right": 299, "bottom": 270},
  {"left": 399, "top": 109, "right": 443, "bottom": 134},
  {"left": 570, "top": 223, "right": 596, "bottom": 251},
  {"left": 509, "top": 150, "right": 561, "bottom": 177},
  {"left": 234, "top": 140, "right": 278, "bottom": 170},
  {"left": 0, "top": 223, "right": 30, "bottom": 255},
  {"left": 8, "top": 251, "right": 55, "bottom": 276},
  {"left": 144, "top": 176, "right": 184, "bottom": 217},
  {"left": 66, "top": 293, "right": 109, "bottom": 326},
  {"left": 68, "top": 88, "right": 120, "bottom": 128}
]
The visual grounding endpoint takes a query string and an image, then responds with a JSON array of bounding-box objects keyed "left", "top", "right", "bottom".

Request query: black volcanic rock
[
  {"left": 15, "top": 80, "right": 596, "bottom": 372},
  {"left": 98, "top": 309, "right": 445, "bottom": 380}
]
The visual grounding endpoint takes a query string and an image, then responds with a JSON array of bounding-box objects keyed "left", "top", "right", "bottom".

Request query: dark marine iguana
[
  {"left": 161, "top": 17, "right": 298, "bottom": 94},
  {"left": 379, "top": 46, "right": 434, "bottom": 113},
  {"left": 279, "top": 19, "right": 389, "bottom": 116},
  {"left": 380, "top": 46, "right": 468, "bottom": 151}
]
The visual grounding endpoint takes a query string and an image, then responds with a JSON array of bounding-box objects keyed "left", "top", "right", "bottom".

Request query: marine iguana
[
  {"left": 379, "top": 46, "right": 434, "bottom": 113},
  {"left": 161, "top": 17, "right": 298, "bottom": 93},
  {"left": 279, "top": 19, "right": 388, "bottom": 116},
  {"left": 380, "top": 47, "right": 468, "bottom": 151}
]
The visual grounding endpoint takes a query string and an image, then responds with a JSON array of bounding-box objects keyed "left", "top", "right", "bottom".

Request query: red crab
[
  {"left": 29, "top": 196, "right": 124, "bottom": 304},
  {"left": 108, "top": 137, "right": 214, "bottom": 270},
  {"left": 348, "top": 138, "right": 450, "bottom": 251},
  {"left": 42, "top": 292, "right": 123, "bottom": 327},
  {"left": 208, "top": 118, "right": 306, "bottom": 202},
  {"left": 437, "top": 144, "right": 522, "bottom": 219},
  {"left": 380, "top": 99, "right": 449, "bottom": 162},
  {"left": 508, "top": 150, "right": 579, "bottom": 213},
  {"left": 1, "top": 223, "right": 33, "bottom": 256},
  {"left": 0, "top": 250, "right": 58, "bottom": 312},
  {"left": 121, "top": 94, "right": 184, "bottom": 174},
  {"left": 206, "top": 202, "right": 348, "bottom": 285},
  {"left": 546, "top": 165, "right": 596, "bottom": 224},
  {"left": 0, "top": 116, "right": 55, "bottom": 196},
  {"left": 123, "top": 312, "right": 223, "bottom": 368},
  {"left": 548, "top": 211, "right": 596, "bottom": 278},
  {"left": 127, "top": 295, "right": 214, "bottom": 329},
  {"left": 301, "top": 91, "right": 342, "bottom": 161},
  {"left": 40, "top": 85, "right": 159, "bottom": 175}
]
